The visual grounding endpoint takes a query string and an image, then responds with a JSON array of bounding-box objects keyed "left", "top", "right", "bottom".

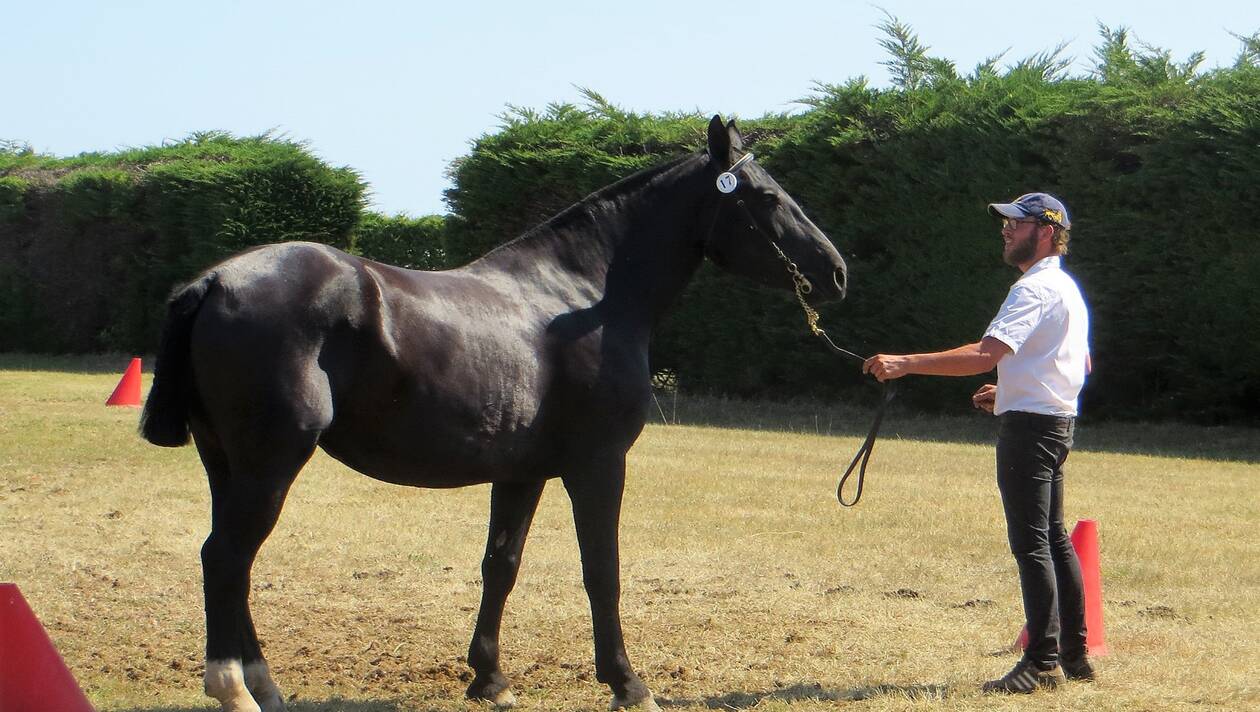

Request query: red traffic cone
[
  {"left": 0, "top": 583, "right": 96, "bottom": 711},
  {"left": 1012, "top": 519, "right": 1108, "bottom": 656},
  {"left": 105, "top": 357, "right": 142, "bottom": 407}
]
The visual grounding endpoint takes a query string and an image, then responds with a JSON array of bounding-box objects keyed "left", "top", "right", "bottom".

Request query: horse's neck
[{"left": 478, "top": 156, "right": 710, "bottom": 323}]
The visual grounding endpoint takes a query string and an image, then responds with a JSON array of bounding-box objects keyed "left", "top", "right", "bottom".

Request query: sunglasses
[{"left": 1001, "top": 217, "right": 1044, "bottom": 230}]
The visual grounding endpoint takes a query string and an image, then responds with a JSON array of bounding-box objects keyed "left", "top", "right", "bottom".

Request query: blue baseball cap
[{"left": 988, "top": 192, "right": 1071, "bottom": 229}]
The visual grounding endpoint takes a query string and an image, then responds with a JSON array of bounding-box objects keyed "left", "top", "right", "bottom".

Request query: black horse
[{"left": 141, "top": 116, "right": 847, "bottom": 712}]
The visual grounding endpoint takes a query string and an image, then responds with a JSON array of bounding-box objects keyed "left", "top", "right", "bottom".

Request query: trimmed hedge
[
  {"left": 350, "top": 213, "right": 447, "bottom": 270},
  {"left": 0, "top": 133, "right": 365, "bottom": 352}
]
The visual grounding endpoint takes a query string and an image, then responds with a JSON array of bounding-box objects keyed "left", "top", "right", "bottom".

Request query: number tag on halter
[{"left": 715, "top": 152, "right": 754, "bottom": 194}]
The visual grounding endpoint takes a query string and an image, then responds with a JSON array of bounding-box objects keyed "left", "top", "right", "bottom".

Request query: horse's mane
[
  {"left": 473, "top": 152, "right": 704, "bottom": 262},
  {"left": 581, "top": 152, "right": 700, "bottom": 205}
]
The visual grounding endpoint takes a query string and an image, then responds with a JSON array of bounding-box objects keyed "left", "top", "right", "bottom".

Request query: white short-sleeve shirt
[{"left": 983, "top": 256, "right": 1090, "bottom": 417}]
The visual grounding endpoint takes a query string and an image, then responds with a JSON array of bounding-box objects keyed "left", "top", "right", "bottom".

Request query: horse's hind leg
[
  {"left": 194, "top": 423, "right": 317, "bottom": 712},
  {"left": 466, "top": 480, "right": 546, "bottom": 707}
]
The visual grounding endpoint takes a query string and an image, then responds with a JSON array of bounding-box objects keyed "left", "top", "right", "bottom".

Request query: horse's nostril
[{"left": 834, "top": 267, "right": 847, "bottom": 297}]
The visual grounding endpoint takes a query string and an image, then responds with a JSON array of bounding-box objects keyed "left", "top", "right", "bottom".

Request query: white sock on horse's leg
[{"left": 205, "top": 659, "right": 262, "bottom": 712}]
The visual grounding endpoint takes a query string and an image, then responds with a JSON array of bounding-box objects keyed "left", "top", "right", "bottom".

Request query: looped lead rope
[
  {"left": 811, "top": 329, "right": 896, "bottom": 507},
  {"left": 836, "top": 379, "right": 897, "bottom": 506}
]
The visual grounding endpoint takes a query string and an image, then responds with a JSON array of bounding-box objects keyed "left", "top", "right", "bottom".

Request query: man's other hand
[{"left": 972, "top": 383, "right": 997, "bottom": 413}]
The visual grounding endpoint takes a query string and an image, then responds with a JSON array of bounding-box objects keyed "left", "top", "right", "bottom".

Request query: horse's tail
[{"left": 139, "top": 271, "right": 217, "bottom": 447}]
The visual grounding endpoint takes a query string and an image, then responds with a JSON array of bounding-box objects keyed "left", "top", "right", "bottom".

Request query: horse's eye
[{"left": 760, "top": 193, "right": 780, "bottom": 208}]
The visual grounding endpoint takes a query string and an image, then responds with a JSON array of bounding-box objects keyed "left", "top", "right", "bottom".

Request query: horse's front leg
[
  {"left": 466, "top": 480, "right": 546, "bottom": 707},
  {"left": 563, "top": 456, "right": 659, "bottom": 711}
]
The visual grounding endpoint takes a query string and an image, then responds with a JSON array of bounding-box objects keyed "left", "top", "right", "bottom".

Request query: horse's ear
[
  {"left": 726, "top": 119, "right": 744, "bottom": 152},
  {"left": 707, "top": 114, "right": 731, "bottom": 166}
]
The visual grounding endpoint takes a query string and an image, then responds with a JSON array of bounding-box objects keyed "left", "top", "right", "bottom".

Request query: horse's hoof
[
  {"left": 467, "top": 676, "right": 516, "bottom": 708},
  {"left": 243, "top": 661, "right": 286, "bottom": 712},
  {"left": 468, "top": 688, "right": 515, "bottom": 708},
  {"left": 209, "top": 692, "right": 261, "bottom": 712},
  {"left": 610, "top": 693, "right": 660, "bottom": 711},
  {"left": 253, "top": 691, "right": 286, "bottom": 712}
]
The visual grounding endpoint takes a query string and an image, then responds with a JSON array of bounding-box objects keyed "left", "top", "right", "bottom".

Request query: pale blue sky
[{"left": 5, "top": 1, "right": 1257, "bottom": 216}]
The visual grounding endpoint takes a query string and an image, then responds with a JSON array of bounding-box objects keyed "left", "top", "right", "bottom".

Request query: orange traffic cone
[
  {"left": 0, "top": 583, "right": 96, "bottom": 711},
  {"left": 105, "top": 357, "right": 142, "bottom": 407},
  {"left": 1012, "top": 519, "right": 1108, "bottom": 655},
  {"left": 1073, "top": 519, "right": 1108, "bottom": 655}
]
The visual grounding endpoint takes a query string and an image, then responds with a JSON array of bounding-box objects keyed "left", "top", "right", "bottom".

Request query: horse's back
[{"left": 185, "top": 242, "right": 574, "bottom": 485}]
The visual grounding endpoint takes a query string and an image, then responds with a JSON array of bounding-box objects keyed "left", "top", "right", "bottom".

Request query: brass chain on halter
[{"left": 759, "top": 227, "right": 826, "bottom": 338}]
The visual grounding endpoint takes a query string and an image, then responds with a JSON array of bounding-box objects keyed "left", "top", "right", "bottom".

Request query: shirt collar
[{"left": 1021, "top": 255, "right": 1060, "bottom": 279}]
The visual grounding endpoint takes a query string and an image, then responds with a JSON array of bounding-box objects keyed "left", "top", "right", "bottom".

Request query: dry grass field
[{"left": 1, "top": 356, "right": 1257, "bottom": 712}]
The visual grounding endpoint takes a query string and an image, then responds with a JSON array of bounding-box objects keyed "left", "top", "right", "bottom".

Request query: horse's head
[{"left": 703, "top": 115, "right": 847, "bottom": 302}]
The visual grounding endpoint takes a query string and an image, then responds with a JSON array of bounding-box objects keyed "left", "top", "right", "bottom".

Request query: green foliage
[
  {"left": 0, "top": 132, "right": 365, "bottom": 352},
  {"left": 351, "top": 213, "right": 448, "bottom": 269},
  {"left": 1232, "top": 30, "right": 1260, "bottom": 67},
  {"left": 0, "top": 176, "right": 30, "bottom": 222},
  {"left": 56, "top": 168, "right": 138, "bottom": 225},
  {"left": 876, "top": 10, "right": 936, "bottom": 91},
  {"left": 0, "top": 261, "right": 33, "bottom": 347}
]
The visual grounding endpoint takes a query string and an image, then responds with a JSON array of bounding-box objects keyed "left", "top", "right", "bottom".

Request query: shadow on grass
[
  {"left": 658, "top": 681, "right": 950, "bottom": 708},
  {"left": 118, "top": 688, "right": 956, "bottom": 712},
  {"left": 107, "top": 685, "right": 961, "bottom": 712},
  {"left": 658, "top": 392, "right": 1260, "bottom": 463}
]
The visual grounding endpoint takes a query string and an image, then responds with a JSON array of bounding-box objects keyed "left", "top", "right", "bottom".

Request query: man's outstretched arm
[{"left": 862, "top": 337, "right": 1012, "bottom": 382}]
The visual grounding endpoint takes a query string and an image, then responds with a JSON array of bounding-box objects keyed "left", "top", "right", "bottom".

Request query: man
[{"left": 862, "top": 192, "right": 1095, "bottom": 693}]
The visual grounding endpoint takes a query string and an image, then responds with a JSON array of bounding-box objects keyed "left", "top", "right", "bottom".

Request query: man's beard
[{"left": 1004, "top": 231, "right": 1038, "bottom": 266}]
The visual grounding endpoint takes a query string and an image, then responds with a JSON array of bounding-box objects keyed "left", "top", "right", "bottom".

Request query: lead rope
[{"left": 729, "top": 197, "right": 896, "bottom": 507}]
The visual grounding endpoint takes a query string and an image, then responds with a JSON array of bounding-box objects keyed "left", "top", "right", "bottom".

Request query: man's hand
[
  {"left": 972, "top": 383, "right": 997, "bottom": 413},
  {"left": 862, "top": 354, "right": 910, "bottom": 382}
]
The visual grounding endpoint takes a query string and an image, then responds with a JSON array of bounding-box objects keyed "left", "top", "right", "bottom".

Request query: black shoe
[
  {"left": 982, "top": 659, "right": 1066, "bottom": 694},
  {"left": 1061, "top": 652, "right": 1097, "bottom": 681}
]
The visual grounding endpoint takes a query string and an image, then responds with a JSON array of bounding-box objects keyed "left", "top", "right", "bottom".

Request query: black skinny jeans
[{"left": 996, "top": 411, "right": 1088, "bottom": 669}]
